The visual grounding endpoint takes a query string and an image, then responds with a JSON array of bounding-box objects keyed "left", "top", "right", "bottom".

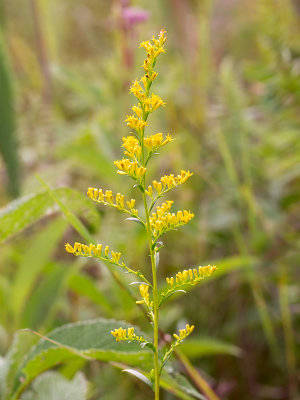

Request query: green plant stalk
[
  {"left": 143, "top": 192, "right": 160, "bottom": 399},
  {"left": 140, "top": 83, "right": 160, "bottom": 399}
]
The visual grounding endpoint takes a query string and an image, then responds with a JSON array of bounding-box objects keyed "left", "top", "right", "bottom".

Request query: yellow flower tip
[
  {"left": 186, "top": 324, "right": 195, "bottom": 335},
  {"left": 145, "top": 186, "right": 153, "bottom": 197},
  {"left": 173, "top": 333, "right": 179, "bottom": 340},
  {"left": 104, "top": 245, "right": 109, "bottom": 257}
]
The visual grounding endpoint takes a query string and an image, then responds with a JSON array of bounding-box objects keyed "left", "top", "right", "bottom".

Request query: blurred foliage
[{"left": 0, "top": 0, "right": 299, "bottom": 399}]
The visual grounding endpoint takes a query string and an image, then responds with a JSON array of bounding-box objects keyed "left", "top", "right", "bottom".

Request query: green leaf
[
  {"left": 20, "top": 263, "right": 70, "bottom": 330},
  {"left": 180, "top": 337, "right": 241, "bottom": 359},
  {"left": 21, "top": 371, "right": 88, "bottom": 400},
  {"left": 11, "top": 219, "right": 67, "bottom": 323},
  {"left": 0, "top": 187, "right": 100, "bottom": 244},
  {"left": 37, "top": 178, "right": 96, "bottom": 244},
  {"left": 122, "top": 369, "right": 152, "bottom": 387},
  {"left": 57, "top": 130, "right": 116, "bottom": 182},
  {"left": 12, "top": 319, "right": 152, "bottom": 398},
  {"left": 0, "top": 31, "right": 20, "bottom": 197},
  {"left": 68, "top": 273, "right": 113, "bottom": 313},
  {"left": 210, "top": 256, "right": 254, "bottom": 279}
]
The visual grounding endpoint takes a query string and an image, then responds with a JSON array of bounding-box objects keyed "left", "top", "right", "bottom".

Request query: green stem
[
  {"left": 140, "top": 74, "right": 160, "bottom": 398},
  {"left": 143, "top": 191, "right": 160, "bottom": 399}
]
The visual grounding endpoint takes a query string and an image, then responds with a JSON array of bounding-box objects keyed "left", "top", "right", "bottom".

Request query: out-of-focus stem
[{"left": 175, "top": 349, "right": 221, "bottom": 400}]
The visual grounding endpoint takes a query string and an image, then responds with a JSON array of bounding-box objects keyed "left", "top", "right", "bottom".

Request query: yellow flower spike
[{"left": 104, "top": 245, "right": 109, "bottom": 258}]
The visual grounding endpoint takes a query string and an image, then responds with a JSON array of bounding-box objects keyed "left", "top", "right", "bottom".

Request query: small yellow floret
[
  {"left": 111, "top": 327, "right": 145, "bottom": 343},
  {"left": 173, "top": 324, "right": 195, "bottom": 342},
  {"left": 136, "top": 284, "right": 151, "bottom": 308}
]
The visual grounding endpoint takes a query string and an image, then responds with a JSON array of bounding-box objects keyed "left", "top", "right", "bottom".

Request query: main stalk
[{"left": 143, "top": 191, "right": 160, "bottom": 399}]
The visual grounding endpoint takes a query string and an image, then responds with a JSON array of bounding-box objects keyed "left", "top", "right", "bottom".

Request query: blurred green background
[{"left": 0, "top": 0, "right": 299, "bottom": 399}]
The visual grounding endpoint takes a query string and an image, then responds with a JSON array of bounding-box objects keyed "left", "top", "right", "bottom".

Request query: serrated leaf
[
  {"left": 0, "top": 187, "right": 100, "bottom": 244},
  {"left": 20, "top": 371, "right": 88, "bottom": 400},
  {"left": 122, "top": 369, "right": 152, "bottom": 387},
  {"left": 12, "top": 319, "right": 152, "bottom": 399}
]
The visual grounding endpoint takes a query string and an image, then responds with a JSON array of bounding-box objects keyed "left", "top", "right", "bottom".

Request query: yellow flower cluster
[
  {"left": 87, "top": 187, "right": 138, "bottom": 215},
  {"left": 143, "top": 94, "right": 166, "bottom": 112},
  {"left": 145, "top": 170, "right": 193, "bottom": 197},
  {"left": 111, "top": 327, "right": 145, "bottom": 343},
  {"left": 122, "top": 136, "right": 141, "bottom": 159},
  {"left": 144, "top": 133, "right": 173, "bottom": 153},
  {"left": 114, "top": 159, "right": 146, "bottom": 180},
  {"left": 65, "top": 242, "right": 122, "bottom": 264},
  {"left": 150, "top": 202, "right": 194, "bottom": 237},
  {"left": 125, "top": 115, "right": 147, "bottom": 132},
  {"left": 136, "top": 284, "right": 152, "bottom": 309},
  {"left": 166, "top": 265, "right": 217, "bottom": 287},
  {"left": 173, "top": 324, "right": 194, "bottom": 342}
]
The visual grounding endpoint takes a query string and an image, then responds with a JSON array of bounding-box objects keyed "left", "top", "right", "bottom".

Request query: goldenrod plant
[{"left": 66, "top": 30, "right": 216, "bottom": 399}]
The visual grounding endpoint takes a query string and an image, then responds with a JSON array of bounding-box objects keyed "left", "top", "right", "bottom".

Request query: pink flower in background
[{"left": 122, "top": 6, "right": 150, "bottom": 29}]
